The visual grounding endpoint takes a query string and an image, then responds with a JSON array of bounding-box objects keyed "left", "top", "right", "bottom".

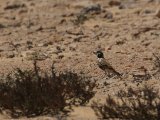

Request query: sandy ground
[{"left": 0, "top": 0, "right": 160, "bottom": 119}]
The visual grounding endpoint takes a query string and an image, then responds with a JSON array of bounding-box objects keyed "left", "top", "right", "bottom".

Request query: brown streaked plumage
[{"left": 93, "top": 50, "right": 121, "bottom": 77}]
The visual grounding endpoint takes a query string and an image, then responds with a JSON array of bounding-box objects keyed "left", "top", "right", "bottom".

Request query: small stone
[
  {"left": 48, "top": 47, "right": 63, "bottom": 55},
  {"left": 116, "top": 40, "right": 125, "bottom": 45},
  {"left": 21, "top": 51, "right": 48, "bottom": 60},
  {"left": 103, "top": 11, "right": 113, "bottom": 19},
  {"left": 21, "top": 50, "right": 35, "bottom": 58},
  {"left": 74, "top": 36, "right": 83, "bottom": 42},
  {"left": 0, "top": 24, "right": 5, "bottom": 28},
  {"left": 69, "top": 44, "right": 77, "bottom": 51},
  {"left": 148, "top": 0, "right": 155, "bottom": 2},
  {"left": 80, "top": 4, "right": 101, "bottom": 15},
  {"left": 0, "top": 43, "right": 15, "bottom": 51},
  {"left": 119, "top": 4, "right": 126, "bottom": 9},
  {"left": 36, "top": 26, "right": 43, "bottom": 31},
  {"left": 59, "top": 19, "right": 66, "bottom": 24},
  {"left": 4, "top": 3, "right": 26, "bottom": 10},
  {"left": 6, "top": 52, "right": 15, "bottom": 58},
  {"left": 45, "top": 41, "right": 52, "bottom": 46},
  {"left": 37, "top": 43, "right": 44, "bottom": 47},
  {"left": 26, "top": 41, "right": 32, "bottom": 45},
  {"left": 108, "top": 1, "right": 121, "bottom": 6},
  {"left": 26, "top": 41, "right": 33, "bottom": 49},
  {"left": 37, "top": 41, "right": 52, "bottom": 47},
  {"left": 103, "top": 81, "right": 109, "bottom": 86},
  {"left": 156, "top": 9, "right": 160, "bottom": 18},
  {"left": 58, "top": 54, "right": 64, "bottom": 59},
  {"left": 141, "top": 9, "right": 153, "bottom": 15}
]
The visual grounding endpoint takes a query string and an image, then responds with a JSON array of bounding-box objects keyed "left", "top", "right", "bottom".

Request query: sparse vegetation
[
  {"left": 0, "top": 61, "right": 96, "bottom": 118},
  {"left": 1, "top": 0, "right": 160, "bottom": 119},
  {"left": 73, "top": 4, "right": 101, "bottom": 25},
  {"left": 153, "top": 53, "right": 160, "bottom": 79},
  {"left": 74, "top": 14, "right": 88, "bottom": 25},
  {"left": 92, "top": 86, "right": 160, "bottom": 120}
]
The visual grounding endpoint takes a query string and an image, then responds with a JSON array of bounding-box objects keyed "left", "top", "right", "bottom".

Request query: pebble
[
  {"left": 103, "top": 11, "right": 113, "bottom": 19},
  {"left": 6, "top": 52, "right": 15, "bottom": 58},
  {"left": 156, "top": 9, "right": 160, "bottom": 18},
  {"left": 108, "top": 0, "right": 121, "bottom": 6},
  {"left": 37, "top": 41, "right": 52, "bottom": 47}
]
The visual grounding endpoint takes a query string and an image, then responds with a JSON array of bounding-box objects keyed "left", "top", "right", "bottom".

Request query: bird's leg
[
  {"left": 104, "top": 70, "right": 110, "bottom": 79},
  {"left": 108, "top": 72, "right": 113, "bottom": 78}
]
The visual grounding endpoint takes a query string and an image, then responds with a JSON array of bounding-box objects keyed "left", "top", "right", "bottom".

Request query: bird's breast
[
  {"left": 97, "top": 58, "right": 112, "bottom": 69},
  {"left": 97, "top": 58, "right": 107, "bottom": 65}
]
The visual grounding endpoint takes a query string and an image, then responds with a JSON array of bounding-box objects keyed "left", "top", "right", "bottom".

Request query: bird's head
[{"left": 93, "top": 50, "right": 104, "bottom": 58}]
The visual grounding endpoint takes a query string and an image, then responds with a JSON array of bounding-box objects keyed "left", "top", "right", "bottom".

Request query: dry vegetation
[
  {"left": 0, "top": 61, "right": 95, "bottom": 118},
  {"left": 92, "top": 86, "right": 160, "bottom": 120},
  {"left": 0, "top": 0, "right": 160, "bottom": 119},
  {"left": 91, "top": 53, "right": 160, "bottom": 120}
]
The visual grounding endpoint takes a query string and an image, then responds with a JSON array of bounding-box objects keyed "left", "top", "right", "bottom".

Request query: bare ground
[{"left": 0, "top": 0, "right": 160, "bottom": 119}]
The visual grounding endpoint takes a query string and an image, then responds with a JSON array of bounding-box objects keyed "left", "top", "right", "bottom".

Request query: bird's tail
[
  {"left": 116, "top": 71, "right": 122, "bottom": 76},
  {"left": 112, "top": 69, "right": 123, "bottom": 79}
]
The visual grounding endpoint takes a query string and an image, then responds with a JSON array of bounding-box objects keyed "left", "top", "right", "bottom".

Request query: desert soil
[{"left": 0, "top": 0, "right": 160, "bottom": 119}]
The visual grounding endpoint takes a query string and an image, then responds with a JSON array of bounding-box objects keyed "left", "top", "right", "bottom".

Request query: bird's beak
[{"left": 93, "top": 51, "right": 97, "bottom": 55}]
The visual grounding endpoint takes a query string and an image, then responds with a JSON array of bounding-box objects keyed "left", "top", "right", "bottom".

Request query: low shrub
[
  {"left": 92, "top": 86, "right": 160, "bottom": 120},
  {"left": 0, "top": 61, "right": 95, "bottom": 118}
]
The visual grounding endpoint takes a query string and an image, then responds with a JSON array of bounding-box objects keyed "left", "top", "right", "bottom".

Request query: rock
[
  {"left": 143, "top": 9, "right": 153, "bottom": 14},
  {"left": 59, "top": 19, "right": 66, "bottom": 24},
  {"left": 47, "top": 46, "right": 63, "bottom": 55},
  {"left": 6, "top": 52, "right": 15, "bottom": 58},
  {"left": 26, "top": 41, "right": 33, "bottom": 45},
  {"left": 13, "top": 43, "right": 21, "bottom": 48},
  {"left": 103, "top": 11, "right": 113, "bottom": 19},
  {"left": 4, "top": 2, "right": 26, "bottom": 10},
  {"left": 116, "top": 40, "right": 125, "bottom": 45},
  {"left": 36, "top": 26, "right": 43, "bottom": 31},
  {"left": 0, "top": 43, "right": 15, "bottom": 51},
  {"left": 57, "top": 46, "right": 65, "bottom": 51},
  {"left": 141, "top": 9, "right": 153, "bottom": 15},
  {"left": 37, "top": 41, "right": 52, "bottom": 47},
  {"left": 108, "top": 1, "right": 121, "bottom": 6},
  {"left": 74, "top": 36, "right": 84, "bottom": 42},
  {"left": 75, "top": 14, "right": 88, "bottom": 25},
  {"left": 0, "top": 24, "right": 5, "bottom": 28},
  {"left": 80, "top": 4, "right": 101, "bottom": 15},
  {"left": 21, "top": 50, "right": 35, "bottom": 58},
  {"left": 119, "top": 4, "right": 126, "bottom": 9},
  {"left": 74, "top": 4, "right": 101, "bottom": 25},
  {"left": 0, "top": 49, "right": 3, "bottom": 52},
  {"left": 21, "top": 51, "right": 48, "bottom": 61},
  {"left": 156, "top": 9, "right": 160, "bottom": 18},
  {"left": 132, "top": 67, "right": 151, "bottom": 82},
  {"left": 35, "top": 53, "right": 48, "bottom": 60},
  {"left": 69, "top": 44, "right": 77, "bottom": 51},
  {"left": 148, "top": 0, "right": 155, "bottom": 2},
  {"left": 58, "top": 54, "right": 64, "bottom": 59},
  {"left": 26, "top": 41, "right": 33, "bottom": 49},
  {"left": 44, "top": 41, "right": 53, "bottom": 46},
  {"left": 37, "top": 43, "right": 44, "bottom": 47},
  {"left": 18, "top": 9, "right": 28, "bottom": 14}
]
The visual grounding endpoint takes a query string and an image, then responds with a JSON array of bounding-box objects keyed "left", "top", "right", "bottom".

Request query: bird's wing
[
  {"left": 98, "top": 58, "right": 114, "bottom": 69},
  {"left": 98, "top": 58, "right": 121, "bottom": 76}
]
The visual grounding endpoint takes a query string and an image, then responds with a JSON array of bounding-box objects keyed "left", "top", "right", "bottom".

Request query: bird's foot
[{"left": 105, "top": 76, "right": 110, "bottom": 80}]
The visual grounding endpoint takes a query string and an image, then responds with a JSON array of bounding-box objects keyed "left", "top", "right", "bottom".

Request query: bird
[{"left": 93, "top": 50, "right": 122, "bottom": 78}]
